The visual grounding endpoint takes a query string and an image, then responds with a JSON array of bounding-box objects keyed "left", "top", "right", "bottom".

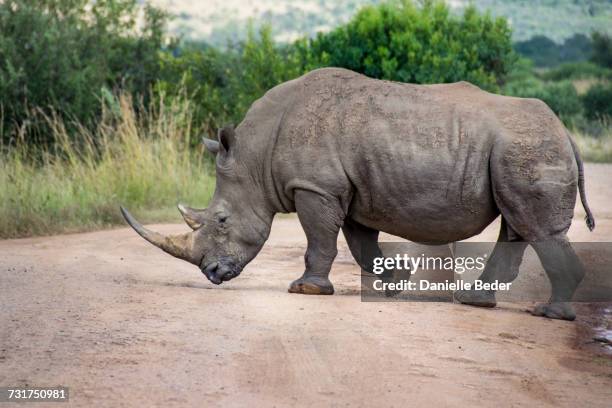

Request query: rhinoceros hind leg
[
  {"left": 455, "top": 218, "right": 527, "bottom": 309},
  {"left": 532, "top": 302, "right": 576, "bottom": 321},
  {"left": 341, "top": 218, "right": 382, "bottom": 273},
  {"left": 489, "top": 145, "right": 582, "bottom": 319},
  {"left": 528, "top": 239, "right": 583, "bottom": 321}
]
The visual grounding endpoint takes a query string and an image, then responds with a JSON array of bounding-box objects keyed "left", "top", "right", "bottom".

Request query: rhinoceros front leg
[{"left": 288, "top": 190, "right": 344, "bottom": 295}]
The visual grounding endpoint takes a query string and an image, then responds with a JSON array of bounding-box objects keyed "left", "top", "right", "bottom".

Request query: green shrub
[
  {"left": 233, "top": 26, "right": 303, "bottom": 121},
  {"left": 156, "top": 25, "right": 304, "bottom": 143},
  {"left": 295, "top": 0, "right": 515, "bottom": 91},
  {"left": 582, "top": 83, "right": 612, "bottom": 120},
  {"left": 591, "top": 31, "right": 612, "bottom": 69},
  {"left": 502, "top": 58, "right": 542, "bottom": 95},
  {"left": 540, "top": 81, "right": 583, "bottom": 118},
  {"left": 0, "top": 0, "right": 167, "bottom": 145},
  {"left": 514, "top": 34, "right": 593, "bottom": 68},
  {"left": 154, "top": 44, "right": 235, "bottom": 141},
  {"left": 504, "top": 78, "right": 582, "bottom": 122},
  {"left": 540, "top": 61, "right": 612, "bottom": 81}
]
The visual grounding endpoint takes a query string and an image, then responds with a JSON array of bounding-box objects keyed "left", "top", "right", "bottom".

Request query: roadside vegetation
[
  {"left": 1, "top": 0, "right": 610, "bottom": 237},
  {"left": 0, "top": 94, "right": 214, "bottom": 237}
]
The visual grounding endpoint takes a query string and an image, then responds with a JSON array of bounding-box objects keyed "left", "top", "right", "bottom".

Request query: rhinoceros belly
[{"left": 344, "top": 123, "right": 499, "bottom": 243}]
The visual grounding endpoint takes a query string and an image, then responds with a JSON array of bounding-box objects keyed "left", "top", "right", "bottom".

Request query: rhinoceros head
[{"left": 121, "top": 126, "right": 273, "bottom": 284}]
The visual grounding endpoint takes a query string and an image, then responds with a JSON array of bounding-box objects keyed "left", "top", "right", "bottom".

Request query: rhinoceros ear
[
  {"left": 202, "top": 137, "right": 220, "bottom": 155},
  {"left": 218, "top": 125, "right": 235, "bottom": 154}
]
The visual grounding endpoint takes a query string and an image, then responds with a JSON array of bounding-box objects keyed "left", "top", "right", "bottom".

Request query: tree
[
  {"left": 582, "top": 83, "right": 612, "bottom": 120},
  {"left": 155, "top": 25, "right": 303, "bottom": 142},
  {"left": 232, "top": 25, "right": 302, "bottom": 119},
  {"left": 0, "top": 0, "right": 167, "bottom": 144},
  {"left": 591, "top": 31, "right": 612, "bottom": 69},
  {"left": 514, "top": 34, "right": 594, "bottom": 68},
  {"left": 295, "top": 0, "right": 515, "bottom": 91}
]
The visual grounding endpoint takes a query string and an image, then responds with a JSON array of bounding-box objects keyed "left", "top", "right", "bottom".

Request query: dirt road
[{"left": 1, "top": 164, "right": 611, "bottom": 407}]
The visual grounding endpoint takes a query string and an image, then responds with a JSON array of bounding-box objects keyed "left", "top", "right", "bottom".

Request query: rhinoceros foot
[
  {"left": 531, "top": 302, "right": 576, "bottom": 321},
  {"left": 288, "top": 276, "right": 334, "bottom": 295},
  {"left": 454, "top": 289, "right": 497, "bottom": 308}
]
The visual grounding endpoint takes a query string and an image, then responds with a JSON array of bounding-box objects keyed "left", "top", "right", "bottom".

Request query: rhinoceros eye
[{"left": 218, "top": 215, "right": 228, "bottom": 224}]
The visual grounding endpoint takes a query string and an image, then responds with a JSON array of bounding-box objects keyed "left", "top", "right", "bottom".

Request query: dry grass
[
  {"left": 0, "top": 95, "right": 215, "bottom": 238},
  {"left": 572, "top": 78, "right": 608, "bottom": 95},
  {"left": 1, "top": 91, "right": 610, "bottom": 239},
  {"left": 574, "top": 129, "right": 612, "bottom": 163}
]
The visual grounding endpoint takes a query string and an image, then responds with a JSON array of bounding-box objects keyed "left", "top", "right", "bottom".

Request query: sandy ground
[{"left": 1, "top": 164, "right": 612, "bottom": 407}]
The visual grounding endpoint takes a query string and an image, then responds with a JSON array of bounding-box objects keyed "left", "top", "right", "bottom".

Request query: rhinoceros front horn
[{"left": 120, "top": 206, "right": 199, "bottom": 265}]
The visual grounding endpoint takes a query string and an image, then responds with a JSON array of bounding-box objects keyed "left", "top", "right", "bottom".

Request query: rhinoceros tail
[{"left": 567, "top": 132, "right": 595, "bottom": 231}]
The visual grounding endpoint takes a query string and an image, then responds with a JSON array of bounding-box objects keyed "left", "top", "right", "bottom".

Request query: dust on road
[{"left": 1, "top": 164, "right": 611, "bottom": 407}]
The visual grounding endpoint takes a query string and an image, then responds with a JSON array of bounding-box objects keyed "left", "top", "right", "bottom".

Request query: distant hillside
[{"left": 149, "top": 0, "right": 612, "bottom": 45}]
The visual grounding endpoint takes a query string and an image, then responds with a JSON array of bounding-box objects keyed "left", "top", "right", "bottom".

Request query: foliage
[
  {"left": 591, "top": 31, "right": 612, "bottom": 69},
  {"left": 296, "top": 0, "right": 514, "bottom": 91},
  {"left": 503, "top": 57, "right": 612, "bottom": 145},
  {"left": 154, "top": 0, "right": 517, "bottom": 144},
  {"left": 433, "top": 0, "right": 612, "bottom": 43},
  {"left": 0, "top": 0, "right": 167, "bottom": 145},
  {"left": 582, "top": 83, "right": 612, "bottom": 120},
  {"left": 514, "top": 34, "right": 593, "bottom": 68},
  {"left": 1, "top": 0, "right": 611, "bottom": 240},
  {"left": 539, "top": 61, "right": 612, "bottom": 82},
  {"left": 539, "top": 82, "right": 584, "bottom": 119},
  {"left": 504, "top": 77, "right": 582, "bottom": 120},
  {"left": 154, "top": 25, "right": 303, "bottom": 141},
  {"left": 503, "top": 57, "right": 612, "bottom": 127},
  {"left": 1, "top": 0, "right": 609, "bottom": 148},
  {"left": 0, "top": 93, "right": 215, "bottom": 238},
  {"left": 154, "top": 43, "right": 235, "bottom": 139},
  {"left": 233, "top": 26, "right": 303, "bottom": 121}
]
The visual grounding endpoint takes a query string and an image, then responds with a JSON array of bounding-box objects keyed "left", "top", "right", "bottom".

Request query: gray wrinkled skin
[{"left": 122, "top": 68, "right": 595, "bottom": 320}]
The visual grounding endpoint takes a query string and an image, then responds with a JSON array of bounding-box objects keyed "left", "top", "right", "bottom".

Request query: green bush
[
  {"left": 0, "top": 0, "right": 522, "bottom": 147},
  {"left": 591, "top": 31, "right": 612, "bottom": 69},
  {"left": 503, "top": 76, "right": 544, "bottom": 99},
  {"left": 294, "top": 0, "right": 515, "bottom": 91},
  {"left": 514, "top": 34, "right": 593, "bottom": 68},
  {"left": 541, "top": 81, "right": 583, "bottom": 118},
  {"left": 504, "top": 78, "right": 582, "bottom": 120},
  {"left": 233, "top": 26, "right": 303, "bottom": 121},
  {"left": 540, "top": 61, "right": 612, "bottom": 81},
  {"left": 0, "top": 0, "right": 167, "bottom": 145},
  {"left": 582, "top": 83, "right": 612, "bottom": 120},
  {"left": 503, "top": 57, "right": 538, "bottom": 84},
  {"left": 154, "top": 44, "right": 235, "bottom": 140},
  {"left": 155, "top": 25, "right": 303, "bottom": 142}
]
